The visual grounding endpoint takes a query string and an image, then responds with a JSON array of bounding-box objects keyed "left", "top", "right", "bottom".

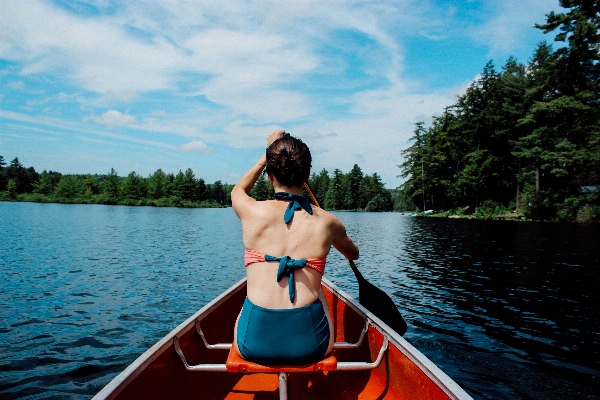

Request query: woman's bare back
[{"left": 241, "top": 199, "right": 337, "bottom": 309}]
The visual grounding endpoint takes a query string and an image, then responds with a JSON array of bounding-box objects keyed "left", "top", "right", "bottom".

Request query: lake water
[{"left": 1, "top": 202, "right": 598, "bottom": 399}]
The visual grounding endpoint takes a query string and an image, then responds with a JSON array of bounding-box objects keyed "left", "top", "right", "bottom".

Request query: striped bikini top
[
  {"left": 244, "top": 249, "right": 327, "bottom": 303},
  {"left": 243, "top": 191, "right": 326, "bottom": 302},
  {"left": 244, "top": 248, "right": 326, "bottom": 275}
]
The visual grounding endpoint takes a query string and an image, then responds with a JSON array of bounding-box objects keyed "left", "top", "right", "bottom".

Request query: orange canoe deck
[{"left": 94, "top": 278, "right": 472, "bottom": 399}]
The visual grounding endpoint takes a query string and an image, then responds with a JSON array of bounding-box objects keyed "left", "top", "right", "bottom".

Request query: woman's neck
[{"left": 273, "top": 184, "right": 304, "bottom": 197}]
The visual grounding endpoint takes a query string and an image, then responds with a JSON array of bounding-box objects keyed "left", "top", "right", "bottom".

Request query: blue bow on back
[
  {"left": 273, "top": 192, "right": 313, "bottom": 224},
  {"left": 265, "top": 254, "right": 307, "bottom": 302}
]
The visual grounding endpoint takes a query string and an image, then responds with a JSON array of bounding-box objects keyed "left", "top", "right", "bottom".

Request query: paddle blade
[
  {"left": 349, "top": 261, "right": 408, "bottom": 336},
  {"left": 358, "top": 280, "right": 408, "bottom": 336}
]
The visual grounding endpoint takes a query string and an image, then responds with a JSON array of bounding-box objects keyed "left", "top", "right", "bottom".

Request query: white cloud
[
  {"left": 93, "top": 110, "right": 136, "bottom": 128},
  {"left": 180, "top": 140, "right": 213, "bottom": 154},
  {"left": 0, "top": 0, "right": 561, "bottom": 186},
  {"left": 7, "top": 80, "right": 24, "bottom": 89},
  {"left": 469, "top": 0, "right": 561, "bottom": 59},
  {"left": 0, "top": 109, "right": 177, "bottom": 151}
]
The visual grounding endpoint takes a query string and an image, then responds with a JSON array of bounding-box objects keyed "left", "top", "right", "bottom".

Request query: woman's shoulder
[
  {"left": 311, "top": 206, "right": 343, "bottom": 226},
  {"left": 234, "top": 197, "right": 283, "bottom": 220}
]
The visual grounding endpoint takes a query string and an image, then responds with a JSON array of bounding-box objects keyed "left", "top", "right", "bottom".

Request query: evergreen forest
[
  {"left": 0, "top": 157, "right": 396, "bottom": 211},
  {"left": 400, "top": 0, "right": 600, "bottom": 222}
]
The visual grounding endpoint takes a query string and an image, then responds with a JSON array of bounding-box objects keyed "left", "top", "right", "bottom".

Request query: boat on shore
[{"left": 93, "top": 278, "right": 472, "bottom": 399}]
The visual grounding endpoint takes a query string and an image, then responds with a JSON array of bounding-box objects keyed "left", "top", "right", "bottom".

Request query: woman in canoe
[{"left": 231, "top": 130, "right": 359, "bottom": 365}]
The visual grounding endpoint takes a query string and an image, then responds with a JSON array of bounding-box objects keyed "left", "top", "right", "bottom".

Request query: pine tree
[
  {"left": 6, "top": 179, "right": 17, "bottom": 198},
  {"left": 308, "top": 169, "right": 330, "bottom": 205},
  {"left": 102, "top": 168, "right": 120, "bottom": 200},
  {"left": 83, "top": 174, "right": 98, "bottom": 196},
  {"left": 346, "top": 164, "right": 364, "bottom": 209},
  {"left": 54, "top": 176, "right": 84, "bottom": 199},
  {"left": 33, "top": 170, "right": 56, "bottom": 195},
  {"left": 121, "top": 171, "right": 146, "bottom": 200},
  {"left": 196, "top": 178, "right": 209, "bottom": 202},
  {"left": 324, "top": 169, "right": 345, "bottom": 210},
  {"left": 250, "top": 174, "right": 270, "bottom": 201},
  {"left": 147, "top": 169, "right": 168, "bottom": 199}
]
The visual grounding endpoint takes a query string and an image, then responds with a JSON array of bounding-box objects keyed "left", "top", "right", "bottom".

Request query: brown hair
[{"left": 265, "top": 135, "right": 312, "bottom": 187}]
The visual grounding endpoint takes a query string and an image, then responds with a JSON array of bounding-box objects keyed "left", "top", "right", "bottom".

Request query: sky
[{"left": 1, "top": 0, "right": 563, "bottom": 188}]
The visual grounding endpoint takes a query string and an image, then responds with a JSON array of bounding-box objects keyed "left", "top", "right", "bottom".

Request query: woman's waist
[{"left": 243, "top": 296, "right": 323, "bottom": 313}]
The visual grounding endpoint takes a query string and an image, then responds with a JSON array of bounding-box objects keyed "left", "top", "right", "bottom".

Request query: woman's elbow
[
  {"left": 349, "top": 244, "right": 359, "bottom": 260},
  {"left": 341, "top": 241, "right": 359, "bottom": 260}
]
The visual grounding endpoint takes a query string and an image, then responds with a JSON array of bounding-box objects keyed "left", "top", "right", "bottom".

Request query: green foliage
[
  {"left": 208, "top": 180, "right": 227, "bottom": 205},
  {"left": 54, "top": 175, "right": 85, "bottom": 199},
  {"left": 147, "top": 169, "right": 170, "bottom": 199},
  {"left": 83, "top": 174, "right": 99, "bottom": 196},
  {"left": 577, "top": 204, "right": 600, "bottom": 223},
  {"left": 0, "top": 158, "right": 232, "bottom": 209},
  {"left": 305, "top": 167, "right": 391, "bottom": 211},
  {"left": 2, "top": 157, "right": 39, "bottom": 194},
  {"left": 358, "top": 173, "right": 391, "bottom": 210},
  {"left": 324, "top": 169, "right": 345, "bottom": 210},
  {"left": 7, "top": 179, "right": 18, "bottom": 199},
  {"left": 197, "top": 178, "right": 209, "bottom": 202},
  {"left": 121, "top": 171, "right": 146, "bottom": 200},
  {"left": 398, "top": 0, "right": 600, "bottom": 222},
  {"left": 308, "top": 169, "right": 330, "bottom": 204},
  {"left": 33, "top": 170, "right": 57, "bottom": 195},
  {"left": 250, "top": 174, "right": 270, "bottom": 201},
  {"left": 102, "top": 168, "right": 120, "bottom": 200},
  {"left": 392, "top": 188, "right": 417, "bottom": 212}
]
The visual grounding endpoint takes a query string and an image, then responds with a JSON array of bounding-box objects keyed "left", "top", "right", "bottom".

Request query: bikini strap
[
  {"left": 273, "top": 192, "right": 313, "bottom": 224},
  {"left": 265, "top": 254, "right": 307, "bottom": 303}
]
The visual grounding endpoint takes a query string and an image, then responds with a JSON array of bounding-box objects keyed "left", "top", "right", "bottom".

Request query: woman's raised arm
[{"left": 231, "top": 130, "right": 285, "bottom": 214}]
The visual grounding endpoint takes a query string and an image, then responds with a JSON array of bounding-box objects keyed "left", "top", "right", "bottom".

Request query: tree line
[
  {"left": 0, "top": 156, "right": 399, "bottom": 211},
  {"left": 0, "top": 156, "right": 232, "bottom": 208},
  {"left": 251, "top": 165, "right": 396, "bottom": 211},
  {"left": 399, "top": 0, "right": 600, "bottom": 222}
]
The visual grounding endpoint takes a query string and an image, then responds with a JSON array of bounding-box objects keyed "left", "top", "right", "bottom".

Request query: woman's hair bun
[{"left": 265, "top": 135, "right": 312, "bottom": 187}]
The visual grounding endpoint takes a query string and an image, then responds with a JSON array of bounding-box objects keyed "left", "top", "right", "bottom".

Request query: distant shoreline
[{"left": 0, "top": 194, "right": 226, "bottom": 209}]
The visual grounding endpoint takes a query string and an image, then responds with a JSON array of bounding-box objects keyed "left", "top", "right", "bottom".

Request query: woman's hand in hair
[{"left": 267, "top": 130, "right": 285, "bottom": 146}]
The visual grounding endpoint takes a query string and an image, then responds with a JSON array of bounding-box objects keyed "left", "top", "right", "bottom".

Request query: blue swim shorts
[{"left": 236, "top": 297, "right": 330, "bottom": 365}]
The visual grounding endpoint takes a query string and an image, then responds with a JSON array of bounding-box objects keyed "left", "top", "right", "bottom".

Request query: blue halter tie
[
  {"left": 273, "top": 192, "right": 313, "bottom": 224},
  {"left": 265, "top": 254, "right": 307, "bottom": 303}
]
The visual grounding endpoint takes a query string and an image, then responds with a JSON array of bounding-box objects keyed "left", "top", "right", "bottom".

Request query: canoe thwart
[
  {"left": 336, "top": 337, "right": 388, "bottom": 370},
  {"left": 332, "top": 318, "right": 370, "bottom": 349},
  {"left": 195, "top": 319, "right": 232, "bottom": 350},
  {"left": 173, "top": 336, "right": 227, "bottom": 372}
]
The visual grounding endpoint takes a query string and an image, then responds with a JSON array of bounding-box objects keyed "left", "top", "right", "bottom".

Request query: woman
[{"left": 231, "top": 130, "right": 359, "bottom": 365}]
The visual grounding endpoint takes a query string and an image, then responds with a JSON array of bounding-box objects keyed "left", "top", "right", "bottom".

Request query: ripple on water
[{"left": 1, "top": 204, "right": 599, "bottom": 399}]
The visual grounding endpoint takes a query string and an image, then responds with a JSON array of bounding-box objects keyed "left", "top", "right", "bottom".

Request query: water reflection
[{"left": 351, "top": 216, "right": 599, "bottom": 399}]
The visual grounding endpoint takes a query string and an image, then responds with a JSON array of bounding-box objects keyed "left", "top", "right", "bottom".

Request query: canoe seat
[
  {"left": 174, "top": 319, "right": 388, "bottom": 400},
  {"left": 225, "top": 346, "right": 337, "bottom": 373},
  {"left": 225, "top": 347, "right": 337, "bottom": 399}
]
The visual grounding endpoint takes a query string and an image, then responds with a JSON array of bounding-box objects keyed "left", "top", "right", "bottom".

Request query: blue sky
[{"left": 1, "top": 0, "right": 561, "bottom": 187}]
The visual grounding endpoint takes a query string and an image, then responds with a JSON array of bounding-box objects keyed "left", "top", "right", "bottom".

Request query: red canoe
[{"left": 93, "top": 278, "right": 472, "bottom": 399}]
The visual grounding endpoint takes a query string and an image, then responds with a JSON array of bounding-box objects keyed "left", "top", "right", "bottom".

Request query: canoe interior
[{"left": 97, "top": 279, "right": 464, "bottom": 399}]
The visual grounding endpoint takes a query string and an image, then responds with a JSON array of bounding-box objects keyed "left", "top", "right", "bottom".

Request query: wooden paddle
[{"left": 303, "top": 181, "right": 408, "bottom": 336}]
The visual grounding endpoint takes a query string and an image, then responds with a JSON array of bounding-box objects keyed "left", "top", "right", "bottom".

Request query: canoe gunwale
[
  {"left": 92, "top": 278, "right": 248, "bottom": 400},
  {"left": 321, "top": 277, "right": 472, "bottom": 400}
]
